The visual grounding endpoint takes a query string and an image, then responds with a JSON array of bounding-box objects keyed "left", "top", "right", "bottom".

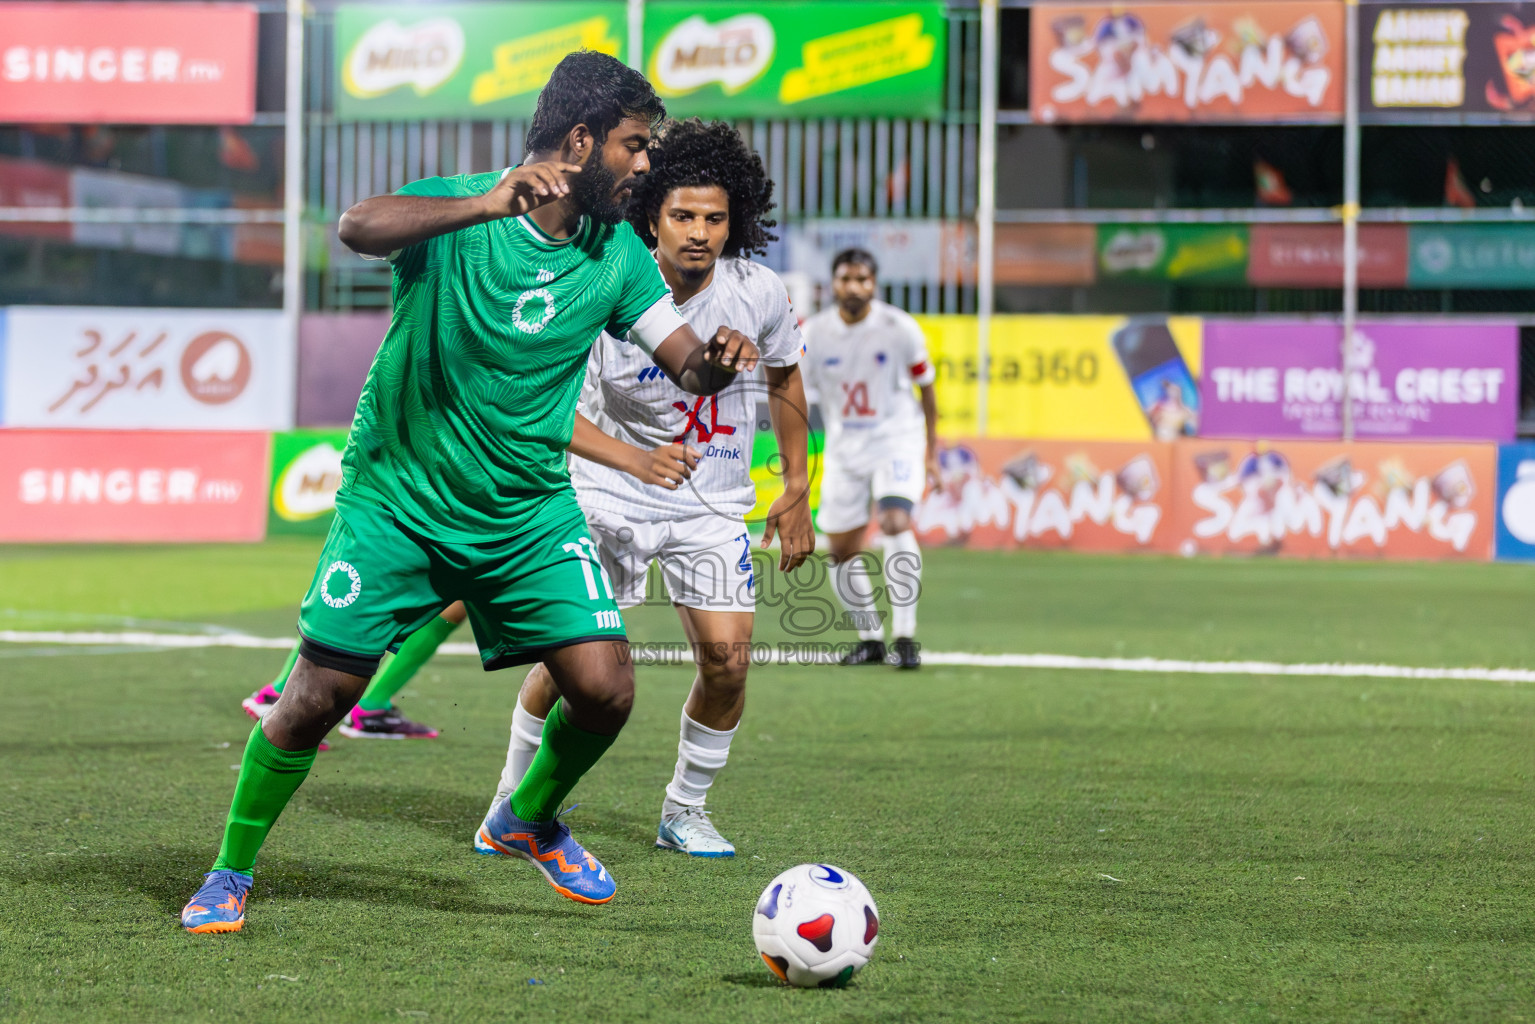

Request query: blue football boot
[
  {"left": 475, "top": 801, "right": 616, "bottom": 905},
  {"left": 181, "top": 869, "right": 252, "bottom": 933}
]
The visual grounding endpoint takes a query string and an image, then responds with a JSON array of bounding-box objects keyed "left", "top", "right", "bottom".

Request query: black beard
[{"left": 570, "top": 159, "right": 628, "bottom": 226}]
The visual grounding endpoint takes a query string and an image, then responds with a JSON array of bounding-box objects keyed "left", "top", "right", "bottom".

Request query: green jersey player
[{"left": 182, "top": 52, "right": 760, "bottom": 933}]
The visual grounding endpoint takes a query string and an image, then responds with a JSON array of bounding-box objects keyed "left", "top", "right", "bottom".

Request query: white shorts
[
  {"left": 583, "top": 507, "right": 756, "bottom": 613},
  {"left": 816, "top": 441, "right": 928, "bottom": 535}
]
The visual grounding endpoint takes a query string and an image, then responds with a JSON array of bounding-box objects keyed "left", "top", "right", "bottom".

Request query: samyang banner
[
  {"left": 335, "top": 3, "right": 626, "bottom": 120},
  {"left": 0, "top": 2, "right": 257, "bottom": 124},
  {"left": 1362, "top": 3, "right": 1535, "bottom": 116},
  {"left": 644, "top": 2, "right": 946, "bottom": 118},
  {"left": 1031, "top": 2, "right": 1344, "bottom": 123}
]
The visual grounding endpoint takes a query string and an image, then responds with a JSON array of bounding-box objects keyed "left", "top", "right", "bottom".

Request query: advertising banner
[
  {"left": 644, "top": 2, "right": 946, "bottom": 118},
  {"left": 1495, "top": 442, "right": 1535, "bottom": 560},
  {"left": 1031, "top": 2, "right": 1344, "bottom": 123},
  {"left": 0, "top": 155, "right": 69, "bottom": 240},
  {"left": 1097, "top": 224, "right": 1249, "bottom": 284},
  {"left": 1362, "top": 3, "right": 1535, "bottom": 116},
  {"left": 1200, "top": 321, "right": 1517, "bottom": 442},
  {"left": 920, "top": 315, "right": 1204, "bottom": 441},
  {"left": 2, "top": 308, "right": 293, "bottom": 430},
  {"left": 1407, "top": 225, "right": 1535, "bottom": 288},
  {"left": 993, "top": 224, "right": 1098, "bottom": 286},
  {"left": 1247, "top": 224, "right": 1409, "bottom": 287},
  {"left": 268, "top": 429, "right": 349, "bottom": 536},
  {"left": 0, "top": 428, "right": 269, "bottom": 542},
  {"left": 786, "top": 220, "right": 965, "bottom": 286},
  {"left": 0, "top": 3, "right": 257, "bottom": 124},
  {"left": 297, "top": 312, "right": 388, "bottom": 427},
  {"left": 914, "top": 438, "right": 1175, "bottom": 553},
  {"left": 1169, "top": 439, "right": 1496, "bottom": 560},
  {"left": 335, "top": 3, "right": 626, "bottom": 120}
]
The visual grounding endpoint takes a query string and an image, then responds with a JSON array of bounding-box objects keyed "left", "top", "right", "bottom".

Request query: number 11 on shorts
[{"left": 563, "top": 537, "right": 615, "bottom": 600}]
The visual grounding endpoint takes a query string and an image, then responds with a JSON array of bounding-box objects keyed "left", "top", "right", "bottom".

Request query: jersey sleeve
[
  {"left": 797, "top": 316, "right": 822, "bottom": 404},
  {"left": 606, "top": 226, "right": 677, "bottom": 344},
  {"left": 897, "top": 311, "right": 936, "bottom": 386},
  {"left": 384, "top": 173, "right": 482, "bottom": 273},
  {"left": 756, "top": 270, "right": 804, "bottom": 367}
]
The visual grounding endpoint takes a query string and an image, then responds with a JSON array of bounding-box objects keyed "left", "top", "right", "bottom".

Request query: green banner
[
  {"left": 1408, "top": 225, "right": 1535, "bottom": 289},
  {"left": 1096, "top": 224, "right": 1250, "bottom": 284},
  {"left": 749, "top": 425, "right": 825, "bottom": 534},
  {"left": 644, "top": 2, "right": 946, "bottom": 119},
  {"left": 268, "top": 430, "right": 350, "bottom": 536},
  {"left": 335, "top": 3, "right": 626, "bottom": 120}
]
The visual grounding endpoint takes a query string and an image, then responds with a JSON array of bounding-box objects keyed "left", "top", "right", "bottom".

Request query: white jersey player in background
[
  {"left": 476, "top": 118, "right": 814, "bottom": 858},
  {"left": 800, "top": 249, "right": 940, "bottom": 671}
]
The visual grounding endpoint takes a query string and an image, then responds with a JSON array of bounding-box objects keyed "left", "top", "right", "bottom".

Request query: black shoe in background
[
  {"left": 892, "top": 637, "right": 921, "bottom": 670},
  {"left": 840, "top": 639, "right": 888, "bottom": 666}
]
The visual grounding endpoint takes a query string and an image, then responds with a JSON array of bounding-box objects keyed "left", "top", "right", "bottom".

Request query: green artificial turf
[{"left": 1, "top": 544, "right": 1532, "bottom": 1022}]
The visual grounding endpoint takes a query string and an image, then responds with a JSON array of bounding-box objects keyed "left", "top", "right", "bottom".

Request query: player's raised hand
[
  {"left": 485, "top": 163, "right": 582, "bottom": 218},
  {"left": 629, "top": 442, "right": 701, "bottom": 490},
  {"left": 702, "top": 326, "right": 760, "bottom": 374}
]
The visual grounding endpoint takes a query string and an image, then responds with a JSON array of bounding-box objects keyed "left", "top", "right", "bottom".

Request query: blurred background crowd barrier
[{"left": 4, "top": 0, "right": 1535, "bottom": 559}]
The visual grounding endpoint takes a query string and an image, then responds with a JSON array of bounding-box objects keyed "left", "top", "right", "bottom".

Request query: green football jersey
[{"left": 339, "top": 169, "right": 674, "bottom": 540}]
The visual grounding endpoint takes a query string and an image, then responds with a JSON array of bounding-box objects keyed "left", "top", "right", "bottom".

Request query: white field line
[{"left": 0, "top": 629, "right": 1531, "bottom": 683}]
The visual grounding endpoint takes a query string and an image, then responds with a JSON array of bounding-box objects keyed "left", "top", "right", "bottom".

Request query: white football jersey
[
  {"left": 800, "top": 299, "right": 934, "bottom": 456},
  {"left": 572, "top": 256, "right": 803, "bottom": 518}
]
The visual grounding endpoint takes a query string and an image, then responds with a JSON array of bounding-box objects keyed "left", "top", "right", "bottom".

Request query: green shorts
[{"left": 296, "top": 489, "right": 626, "bottom": 674}]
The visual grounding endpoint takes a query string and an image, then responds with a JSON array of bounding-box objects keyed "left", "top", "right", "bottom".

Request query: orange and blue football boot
[
  {"left": 475, "top": 801, "right": 616, "bottom": 905},
  {"left": 181, "top": 869, "right": 252, "bottom": 933}
]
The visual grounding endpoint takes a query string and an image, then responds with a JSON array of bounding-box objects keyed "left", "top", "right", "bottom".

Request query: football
[{"left": 752, "top": 863, "right": 880, "bottom": 988}]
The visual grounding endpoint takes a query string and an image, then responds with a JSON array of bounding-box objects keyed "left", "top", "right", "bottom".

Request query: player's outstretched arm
[
  {"left": 337, "top": 163, "right": 583, "bottom": 258},
  {"left": 762, "top": 363, "right": 815, "bottom": 571},
  {"left": 568, "top": 414, "right": 700, "bottom": 490},
  {"left": 652, "top": 325, "right": 761, "bottom": 397}
]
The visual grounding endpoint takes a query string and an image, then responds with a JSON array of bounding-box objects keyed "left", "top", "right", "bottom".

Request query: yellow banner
[
  {"left": 778, "top": 13, "right": 937, "bottom": 105},
  {"left": 470, "top": 17, "right": 621, "bottom": 105},
  {"left": 914, "top": 315, "right": 1203, "bottom": 439}
]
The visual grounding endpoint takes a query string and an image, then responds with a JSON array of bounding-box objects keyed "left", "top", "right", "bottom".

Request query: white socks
[
  {"left": 832, "top": 532, "right": 923, "bottom": 641},
  {"left": 832, "top": 553, "right": 885, "bottom": 641},
  {"left": 882, "top": 530, "right": 921, "bottom": 639},
  {"left": 663, "top": 709, "right": 737, "bottom": 814},
  {"left": 490, "top": 699, "right": 546, "bottom": 817}
]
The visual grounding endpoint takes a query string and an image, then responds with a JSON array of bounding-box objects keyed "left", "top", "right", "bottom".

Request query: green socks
[
  {"left": 356, "top": 615, "right": 457, "bottom": 712},
  {"left": 211, "top": 724, "right": 319, "bottom": 874},
  {"left": 269, "top": 642, "right": 300, "bottom": 695},
  {"left": 509, "top": 699, "right": 618, "bottom": 823}
]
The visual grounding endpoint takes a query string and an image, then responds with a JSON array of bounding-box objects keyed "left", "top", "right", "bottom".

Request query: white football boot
[{"left": 656, "top": 805, "right": 735, "bottom": 858}]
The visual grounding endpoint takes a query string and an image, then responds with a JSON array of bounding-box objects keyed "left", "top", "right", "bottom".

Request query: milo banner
[
  {"left": 334, "top": 3, "right": 626, "bottom": 120},
  {"left": 1096, "top": 224, "right": 1249, "bottom": 284},
  {"left": 917, "top": 315, "right": 1204, "bottom": 442},
  {"left": 267, "top": 430, "right": 349, "bottom": 536},
  {"left": 644, "top": 2, "right": 946, "bottom": 118},
  {"left": 1363, "top": 3, "right": 1535, "bottom": 116}
]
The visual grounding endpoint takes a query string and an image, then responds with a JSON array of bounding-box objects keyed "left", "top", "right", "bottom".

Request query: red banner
[
  {"left": 1247, "top": 224, "right": 1409, "bottom": 287},
  {"left": 1031, "top": 2, "right": 1344, "bottom": 123},
  {"left": 0, "top": 429, "right": 270, "bottom": 541},
  {"left": 0, "top": 3, "right": 257, "bottom": 124},
  {"left": 915, "top": 439, "right": 1176, "bottom": 553},
  {"left": 1168, "top": 439, "right": 1495, "bottom": 560},
  {"left": 0, "top": 155, "right": 69, "bottom": 239}
]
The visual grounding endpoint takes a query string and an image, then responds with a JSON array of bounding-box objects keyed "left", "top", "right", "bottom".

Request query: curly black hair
[
  {"left": 627, "top": 118, "right": 777, "bottom": 259},
  {"left": 525, "top": 51, "right": 665, "bottom": 154}
]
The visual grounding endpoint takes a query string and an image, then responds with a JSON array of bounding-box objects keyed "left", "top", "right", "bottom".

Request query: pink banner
[{"left": 0, "top": 429, "right": 270, "bottom": 541}]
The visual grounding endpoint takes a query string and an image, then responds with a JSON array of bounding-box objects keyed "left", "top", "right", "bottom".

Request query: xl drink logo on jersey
[{"left": 672, "top": 395, "right": 739, "bottom": 457}]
